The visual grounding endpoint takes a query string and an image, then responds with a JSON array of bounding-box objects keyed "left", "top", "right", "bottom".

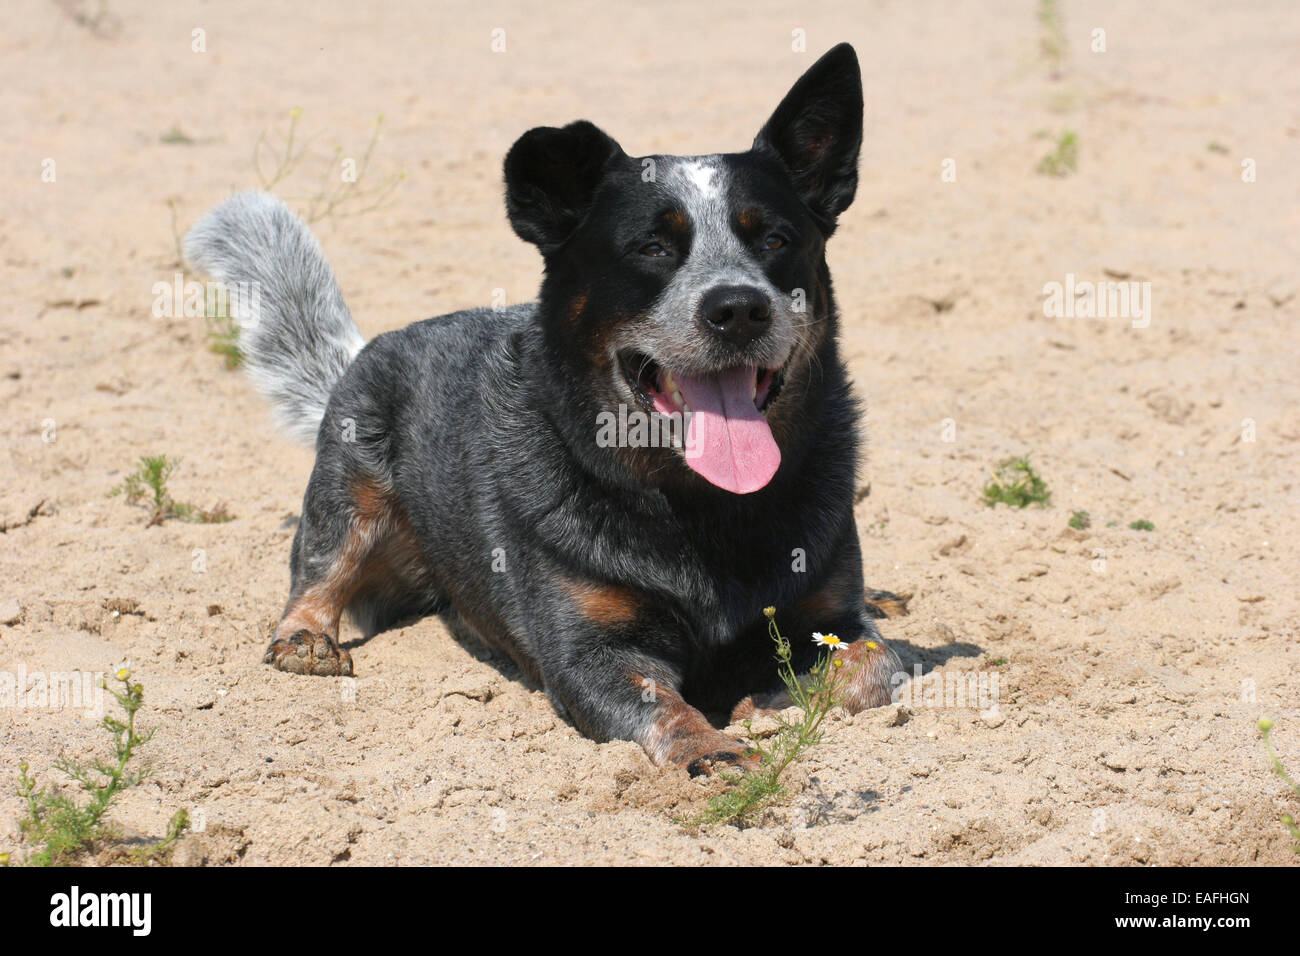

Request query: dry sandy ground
[{"left": 2, "top": 0, "right": 1298, "bottom": 865}]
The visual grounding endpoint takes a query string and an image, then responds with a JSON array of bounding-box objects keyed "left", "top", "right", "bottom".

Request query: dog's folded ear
[
  {"left": 753, "top": 43, "right": 864, "bottom": 233},
  {"left": 504, "top": 120, "right": 625, "bottom": 253}
]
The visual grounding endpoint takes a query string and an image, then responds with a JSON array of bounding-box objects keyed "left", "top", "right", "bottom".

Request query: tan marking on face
[
  {"left": 569, "top": 289, "right": 589, "bottom": 325},
  {"left": 737, "top": 207, "right": 759, "bottom": 231},
  {"left": 587, "top": 305, "right": 628, "bottom": 377},
  {"left": 663, "top": 208, "right": 687, "bottom": 231}
]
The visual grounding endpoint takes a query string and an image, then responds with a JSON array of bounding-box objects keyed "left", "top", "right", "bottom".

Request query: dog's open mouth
[
  {"left": 618, "top": 351, "right": 785, "bottom": 495},
  {"left": 620, "top": 353, "right": 785, "bottom": 416}
]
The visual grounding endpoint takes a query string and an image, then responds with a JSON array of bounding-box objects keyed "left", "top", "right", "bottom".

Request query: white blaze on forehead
[
  {"left": 666, "top": 156, "right": 725, "bottom": 210},
  {"left": 659, "top": 156, "right": 763, "bottom": 288},
  {"left": 682, "top": 159, "right": 720, "bottom": 199}
]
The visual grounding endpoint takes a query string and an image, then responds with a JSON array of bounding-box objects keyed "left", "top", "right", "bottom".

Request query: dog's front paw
[
  {"left": 686, "top": 745, "right": 761, "bottom": 778},
  {"left": 676, "top": 733, "right": 763, "bottom": 777},
  {"left": 832, "top": 638, "right": 901, "bottom": 713},
  {"left": 264, "top": 629, "right": 353, "bottom": 676}
]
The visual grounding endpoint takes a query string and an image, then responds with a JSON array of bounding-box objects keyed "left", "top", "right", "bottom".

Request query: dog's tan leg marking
[
  {"left": 633, "top": 675, "right": 760, "bottom": 777},
  {"left": 794, "top": 556, "right": 862, "bottom": 620},
  {"left": 562, "top": 577, "right": 643, "bottom": 627},
  {"left": 729, "top": 688, "right": 795, "bottom": 724},
  {"left": 266, "top": 478, "right": 401, "bottom": 677},
  {"left": 864, "top": 587, "right": 912, "bottom": 619}
]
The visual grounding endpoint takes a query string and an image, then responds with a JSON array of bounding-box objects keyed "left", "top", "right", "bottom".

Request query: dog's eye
[
  {"left": 640, "top": 241, "right": 669, "bottom": 257},
  {"left": 763, "top": 234, "right": 787, "bottom": 251}
]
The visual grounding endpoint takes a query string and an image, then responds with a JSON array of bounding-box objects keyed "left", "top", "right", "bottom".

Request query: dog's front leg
[
  {"left": 545, "top": 648, "right": 759, "bottom": 776},
  {"left": 540, "top": 582, "right": 757, "bottom": 776}
]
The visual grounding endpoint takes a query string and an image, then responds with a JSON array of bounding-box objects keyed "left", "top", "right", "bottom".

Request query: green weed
[
  {"left": 5, "top": 672, "right": 188, "bottom": 866},
  {"left": 205, "top": 297, "right": 243, "bottom": 369},
  {"left": 1037, "top": 0, "right": 1066, "bottom": 78},
  {"left": 1037, "top": 130, "right": 1078, "bottom": 177},
  {"left": 253, "top": 108, "right": 405, "bottom": 225},
  {"left": 109, "top": 455, "right": 232, "bottom": 526},
  {"left": 159, "top": 127, "right": 195, "bottom": 145},
  {"left": 1259, "top": 719, "right": 1300, "bottom": 853},
  {"left": 983, "top": 455, "right": 1052, "bottom": 508}
]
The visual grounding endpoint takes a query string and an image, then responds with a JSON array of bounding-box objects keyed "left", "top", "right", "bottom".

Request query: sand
[{"left": 1, "top": 0, "right": 1297, "bottom": 865}]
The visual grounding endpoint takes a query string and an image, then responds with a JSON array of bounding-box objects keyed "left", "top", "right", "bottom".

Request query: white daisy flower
[{"left": 812, "top": 632, "right": 846, "bottom": 650}]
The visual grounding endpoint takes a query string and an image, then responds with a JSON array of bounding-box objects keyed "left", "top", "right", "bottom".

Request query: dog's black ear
[
  {"left": 753, "top": 43, "right": 863, "bottom": 231},
  {"left": 504, "top": 120, "right": 625, "bottom": 253}
]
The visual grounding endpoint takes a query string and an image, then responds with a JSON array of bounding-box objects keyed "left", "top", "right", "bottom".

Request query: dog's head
[{"left": 504, "top": 44, "right": 862, "bottom": 495}]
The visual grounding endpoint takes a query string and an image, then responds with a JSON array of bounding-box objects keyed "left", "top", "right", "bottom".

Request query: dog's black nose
[{"left": 700, "top": 285, "right": 771, "bottom": 347}]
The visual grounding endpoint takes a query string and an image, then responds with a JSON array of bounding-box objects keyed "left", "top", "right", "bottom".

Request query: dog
[{"left": 186, "top": 42, "right": 906, "bottom": 775}]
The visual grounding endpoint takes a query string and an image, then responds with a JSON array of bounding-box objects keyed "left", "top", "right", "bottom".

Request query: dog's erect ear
[
  {"left": 504, "top": 120, "right": 625, "bottom": 253},
  {"left": 753, "top": 43, "right": 863, "bottom": 231}
]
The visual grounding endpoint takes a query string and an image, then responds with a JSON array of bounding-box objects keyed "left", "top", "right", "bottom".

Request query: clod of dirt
[
  {"left": 103, "top": 596, "right": 143, "bottom": 616},
  {"left": 0, "top": 599, "right": 22, "bottom": 625}
]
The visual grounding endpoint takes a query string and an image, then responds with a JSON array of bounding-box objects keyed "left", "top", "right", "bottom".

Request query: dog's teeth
[
  {"left": 662, "top": 370, "right": 678, "bottom": 394},
  {"left": 671, "top": 389, "right": 685, "bottom": 410}
]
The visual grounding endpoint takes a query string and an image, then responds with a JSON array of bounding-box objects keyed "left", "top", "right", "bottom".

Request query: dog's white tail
[{"left": 184, "top": 191, "right": 366, "bottom": 445}]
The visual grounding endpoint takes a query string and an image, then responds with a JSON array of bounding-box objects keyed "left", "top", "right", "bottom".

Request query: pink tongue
[{"left": 674, "top": 366, "right": 781, "bottom": 494}]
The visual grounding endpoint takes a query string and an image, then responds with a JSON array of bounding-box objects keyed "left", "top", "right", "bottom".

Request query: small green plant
[
  {"left": 1129, "top": 519, "right": 1155, "bottom": 531},
  {"left": 253, "top": 106, "right": 313, "bottom": 191},
  {"left": 129, "top": 808, "right": 190, "bottom": 865},
  {"left": 1037, "top": 130, "right": 1078, "bottom": 177},
  {"left": 1037, "top": 0, "right": 1066, "bottom": 78},
  {"left": 206, "top": 296, "right": 243, "bottom": 369},
  {"left": 253, "top": 108, "right": 405, "bottom": 225},
  {"left": 688, "top": 609, "right": 861, "bottom": 829},
  {"left": 6, "top": 671, "right": 187, "bottom": 866},
  {"left": 983, "top": 455, "right": 1052, "bottom": 508},
  {"left": 165, "top": 196, "right": 188, "bottom": 270},
  {"left": 159, "top": 126, "right": 195, "bottom": 145},
  {"left": 109, "top": 455, "right": 232, "bottom": 526},
  {"left": 1068, "top": 509, "right": 1091, "bottom": 530},
  {"left": 1258, "top": 719, "right": 1300, "bottom": 853},
  {"left": 109, "top": 454, "right": 179, "bottom": 525}
]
